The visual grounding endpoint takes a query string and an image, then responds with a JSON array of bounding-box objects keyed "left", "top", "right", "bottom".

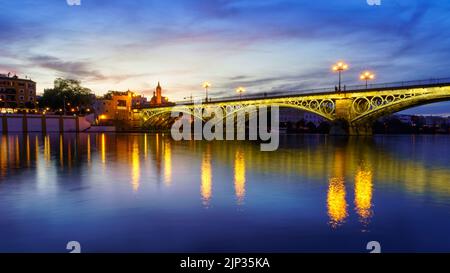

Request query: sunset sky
[{"left": 1, "top": 0, "right": 450, "bottom": 114}]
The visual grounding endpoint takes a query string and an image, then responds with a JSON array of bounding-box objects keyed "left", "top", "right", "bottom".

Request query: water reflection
[
  {"left": 101, "top": 133, "right": 106, "bottom": 164},
  {"left": 234, "top": 149, "right": 246, "bottom": 205},
  {"left": 327, "top": 147, "right": 348, "bottom": 228},
  {"left": 0, "top": 133, "right": 449, "bottom": 231},
  {"left": 131, "top": 138, "right": 140, "bottom": 192},
  {"left": 354, "top": 161, "right": 373, "bottom": 224},
  {"left": 327, "top": 177, "right": 347, "bottom": 228},
  {"left": 201, "top": 145, "right": 212, "bottom": 207},
  {"left": 164, "top": 141, "right": 172, "bottom": 186}
]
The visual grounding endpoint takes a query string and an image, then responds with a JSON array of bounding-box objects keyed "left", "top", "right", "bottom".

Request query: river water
[{"left": 0, "top": 133, "right": 449, "bottom": 252}]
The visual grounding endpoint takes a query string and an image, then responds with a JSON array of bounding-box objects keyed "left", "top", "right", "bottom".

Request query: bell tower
[{"left": 156, "top": 81, "right": 162, "bottom": 104}]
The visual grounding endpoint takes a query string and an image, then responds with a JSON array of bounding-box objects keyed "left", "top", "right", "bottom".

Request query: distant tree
[
  {"left": 306, "top": 121, "right": 317, "bottom": 132},
  {"left": 317, "top": 121, "right": 331, "bottom": 134},
  {"left": 296, "top": 119, "right": 306, "bottom": 128},
  {"left": 39, "top": 78, "right": 93, "bottom": 112},
  {"left": 372, "top": 120, "right": 386, "bottom": 134}
]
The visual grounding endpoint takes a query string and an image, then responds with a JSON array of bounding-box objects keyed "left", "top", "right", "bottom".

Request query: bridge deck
[{"left": 169, "top": 77, "right": 450, "bottom": 106}]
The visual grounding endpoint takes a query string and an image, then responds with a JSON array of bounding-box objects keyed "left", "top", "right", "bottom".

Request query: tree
[
  {"left": 317, "top": 121, "right": 331, "bottom": 134},
  {"left": 39, "top": 78, "right": 93, "bottom": 112},
  {"left": 306, "top": 121, "right": 317, "bottom": 132}
]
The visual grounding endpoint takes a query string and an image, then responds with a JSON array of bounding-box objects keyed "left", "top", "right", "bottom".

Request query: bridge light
[
  {"left": 360, "top": 71, "right": 375, "bottom": 89},
  {"left": 332, "top": 61, "right": 349, "bottom": 92},
  {"left": 203, "top": 82, "right": 211, "bottom": 103},
  {"left": 236, "top": 87, "right": 245, "bottom": 100}
]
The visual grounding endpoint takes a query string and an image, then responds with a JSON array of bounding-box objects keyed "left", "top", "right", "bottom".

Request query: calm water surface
[{"left": 0, "top": 133, "right": 449, "bottom": 252}]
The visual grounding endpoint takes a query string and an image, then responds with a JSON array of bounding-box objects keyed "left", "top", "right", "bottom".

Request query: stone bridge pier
[{"left": 330, "top": 98, "right": 373, "bottom": 136}]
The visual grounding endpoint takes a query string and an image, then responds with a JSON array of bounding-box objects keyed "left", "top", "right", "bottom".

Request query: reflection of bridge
[
  {"left": 139, "top": 78, "right": 450, "bottom": 135},
  {"left": 2, "top": 133, "right": 449, "bottom": 229}
]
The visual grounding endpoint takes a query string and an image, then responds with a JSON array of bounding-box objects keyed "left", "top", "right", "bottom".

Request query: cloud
[
  {"left": 2, "top": 0, "right": 450, "bottom": 113},
  {"left": 28, "top": 55, "right": 106, "bottom": 81}
]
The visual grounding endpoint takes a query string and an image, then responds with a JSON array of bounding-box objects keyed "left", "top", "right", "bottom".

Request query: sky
[{"left": 1, "top": 0, "right": 450, "bottom": 114}]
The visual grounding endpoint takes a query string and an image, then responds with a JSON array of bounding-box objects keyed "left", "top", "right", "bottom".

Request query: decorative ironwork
[{"left": 139, "top": 85, "right": 450, "bottom": 129}]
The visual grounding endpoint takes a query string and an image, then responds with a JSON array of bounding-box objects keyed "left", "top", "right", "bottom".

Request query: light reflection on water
[{"left": 0, "top": 133, "right": 449, "bottom": 252}]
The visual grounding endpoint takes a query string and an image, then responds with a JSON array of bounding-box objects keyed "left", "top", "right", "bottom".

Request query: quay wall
[{"left": 0, "top": 114, "right": 91, "bottom": 133}]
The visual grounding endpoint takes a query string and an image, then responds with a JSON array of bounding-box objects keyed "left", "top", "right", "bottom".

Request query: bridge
[{"left": 138, "top": 78, "right": 450, "bottom": 135}]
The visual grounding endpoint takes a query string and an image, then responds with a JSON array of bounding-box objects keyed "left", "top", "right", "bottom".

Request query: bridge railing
[{"left": 173, "top": 77, "right": 450, "bottom": 105}]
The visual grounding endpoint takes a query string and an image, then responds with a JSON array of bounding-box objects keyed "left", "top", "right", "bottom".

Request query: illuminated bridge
[{"left": 138, "top": 78, "right": 450, "bottom": 135}]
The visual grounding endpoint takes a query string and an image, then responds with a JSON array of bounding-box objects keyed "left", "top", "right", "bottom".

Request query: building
[
  {"left": 149, "top": 82, "right": 170, "bottom": 106},
  {"left": 0, "top": 74, "right": 36, "bottom": 109},
  {"left": 132, "top": 93, "right": 148, "bottom": 108},
  {"left": 393, "top": 114, "right": 413, "bottom": 125},
  {"left": 423, "top": 115, "right": 448, "bottom": 127},
  {"left": 93, "top": 90, "right": 134, "bottom": 124}
]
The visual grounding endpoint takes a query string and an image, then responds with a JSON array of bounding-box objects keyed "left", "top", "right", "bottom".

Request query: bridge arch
[{"left": 350, "top": 87, "right": 450, "bottom": 124}]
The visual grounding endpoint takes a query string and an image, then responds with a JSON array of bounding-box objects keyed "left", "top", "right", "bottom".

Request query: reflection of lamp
[
  {"left": 327, "top": 177, "right": 348, "bottom": 228},
  {"left": 234, "top": 150, "right": 246, "bottom": 204},
  {"left": 201, "top": 148, "right": 212, "bottom": 207},
  {"left": 354, "top": 162, "right": 373, "bottom": 223}
]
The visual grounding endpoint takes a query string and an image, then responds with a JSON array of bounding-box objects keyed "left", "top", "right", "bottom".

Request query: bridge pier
[
  {"left": 349, "top": 123, "right": 373, "bottom": 136},
  {"left": 329, "top": 119, "right": 373, "bottom": 136}
]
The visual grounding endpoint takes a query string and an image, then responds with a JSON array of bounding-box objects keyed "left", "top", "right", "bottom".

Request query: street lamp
[
  {"left": 202, "top": 82, "right": 211, "bottom": 102},
  {"left": 332, "top": 61, "right": 349, "bottom": 92},
  {"left": 236, "top": 87, "right": 245, "bottom": 100},
  {"left": 360, "top": 71, "right": 375, "bottom": 89}
]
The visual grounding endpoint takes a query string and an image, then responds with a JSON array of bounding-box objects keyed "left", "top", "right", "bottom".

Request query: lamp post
[
  {"left": 332, "top": 61, "right": 349, "bottom": 92},
  {"left": 202, "top": 82, "right": 211, "bottom": 103},
  {"left": 236, "top": 87, "right": 245, "bottom": 100},
  {"left": 360, "top": 71, "right": 375, "bottom": 89}
]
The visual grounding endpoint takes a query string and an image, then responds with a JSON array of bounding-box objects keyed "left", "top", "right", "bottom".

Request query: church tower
[{"left": 156, "top": 81, "right": 162, "bottom": 104}]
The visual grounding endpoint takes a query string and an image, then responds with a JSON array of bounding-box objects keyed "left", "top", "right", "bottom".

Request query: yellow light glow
[
  {"left": 0, "top": 136, "right": 7, "bottom": 178},
  {"left": 327, "top": 176, "right": 348, "bottom": 228},
  {"left": 236, "top": 87, "right": 246, "bottom": 93},
  {"left": 360, "top": 71, "right": 375, "bottom": 81},
  {"left": 44, "top": 135, "right": 51, "bottom": 163},
  {"left": 354, "top": 162, "right": 373, "bottom": 222},
  {"left": 59, "top": 134, "right": 64, "bottom": 167},
  {"left": 164, "top": 141, "right": 172, "bottom": 186},
  {"left": 234, "top": 150, "right": 246, "bottom": 204},
  {"left": 332, "top": 61, "right": 349, "bottom": 72},
  {"left": 131, "top": 139, "right": 140, "bottom": 192},
  {"left": 202, "top": 82, "right": 211, "bottom": 89},
  {"left": 201, "top": 148, "right": 212, "bottom": 207},
  {"left": 87, "top": 134, "right": 91, "bottom": 163},
  {"left": 101, "top": 133, "right": 106, "bottom": 164}
]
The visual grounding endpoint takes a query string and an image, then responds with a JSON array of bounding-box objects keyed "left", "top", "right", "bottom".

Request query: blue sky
[{"left": 1, "top": 0, "right": 450, "bottom": 114}]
